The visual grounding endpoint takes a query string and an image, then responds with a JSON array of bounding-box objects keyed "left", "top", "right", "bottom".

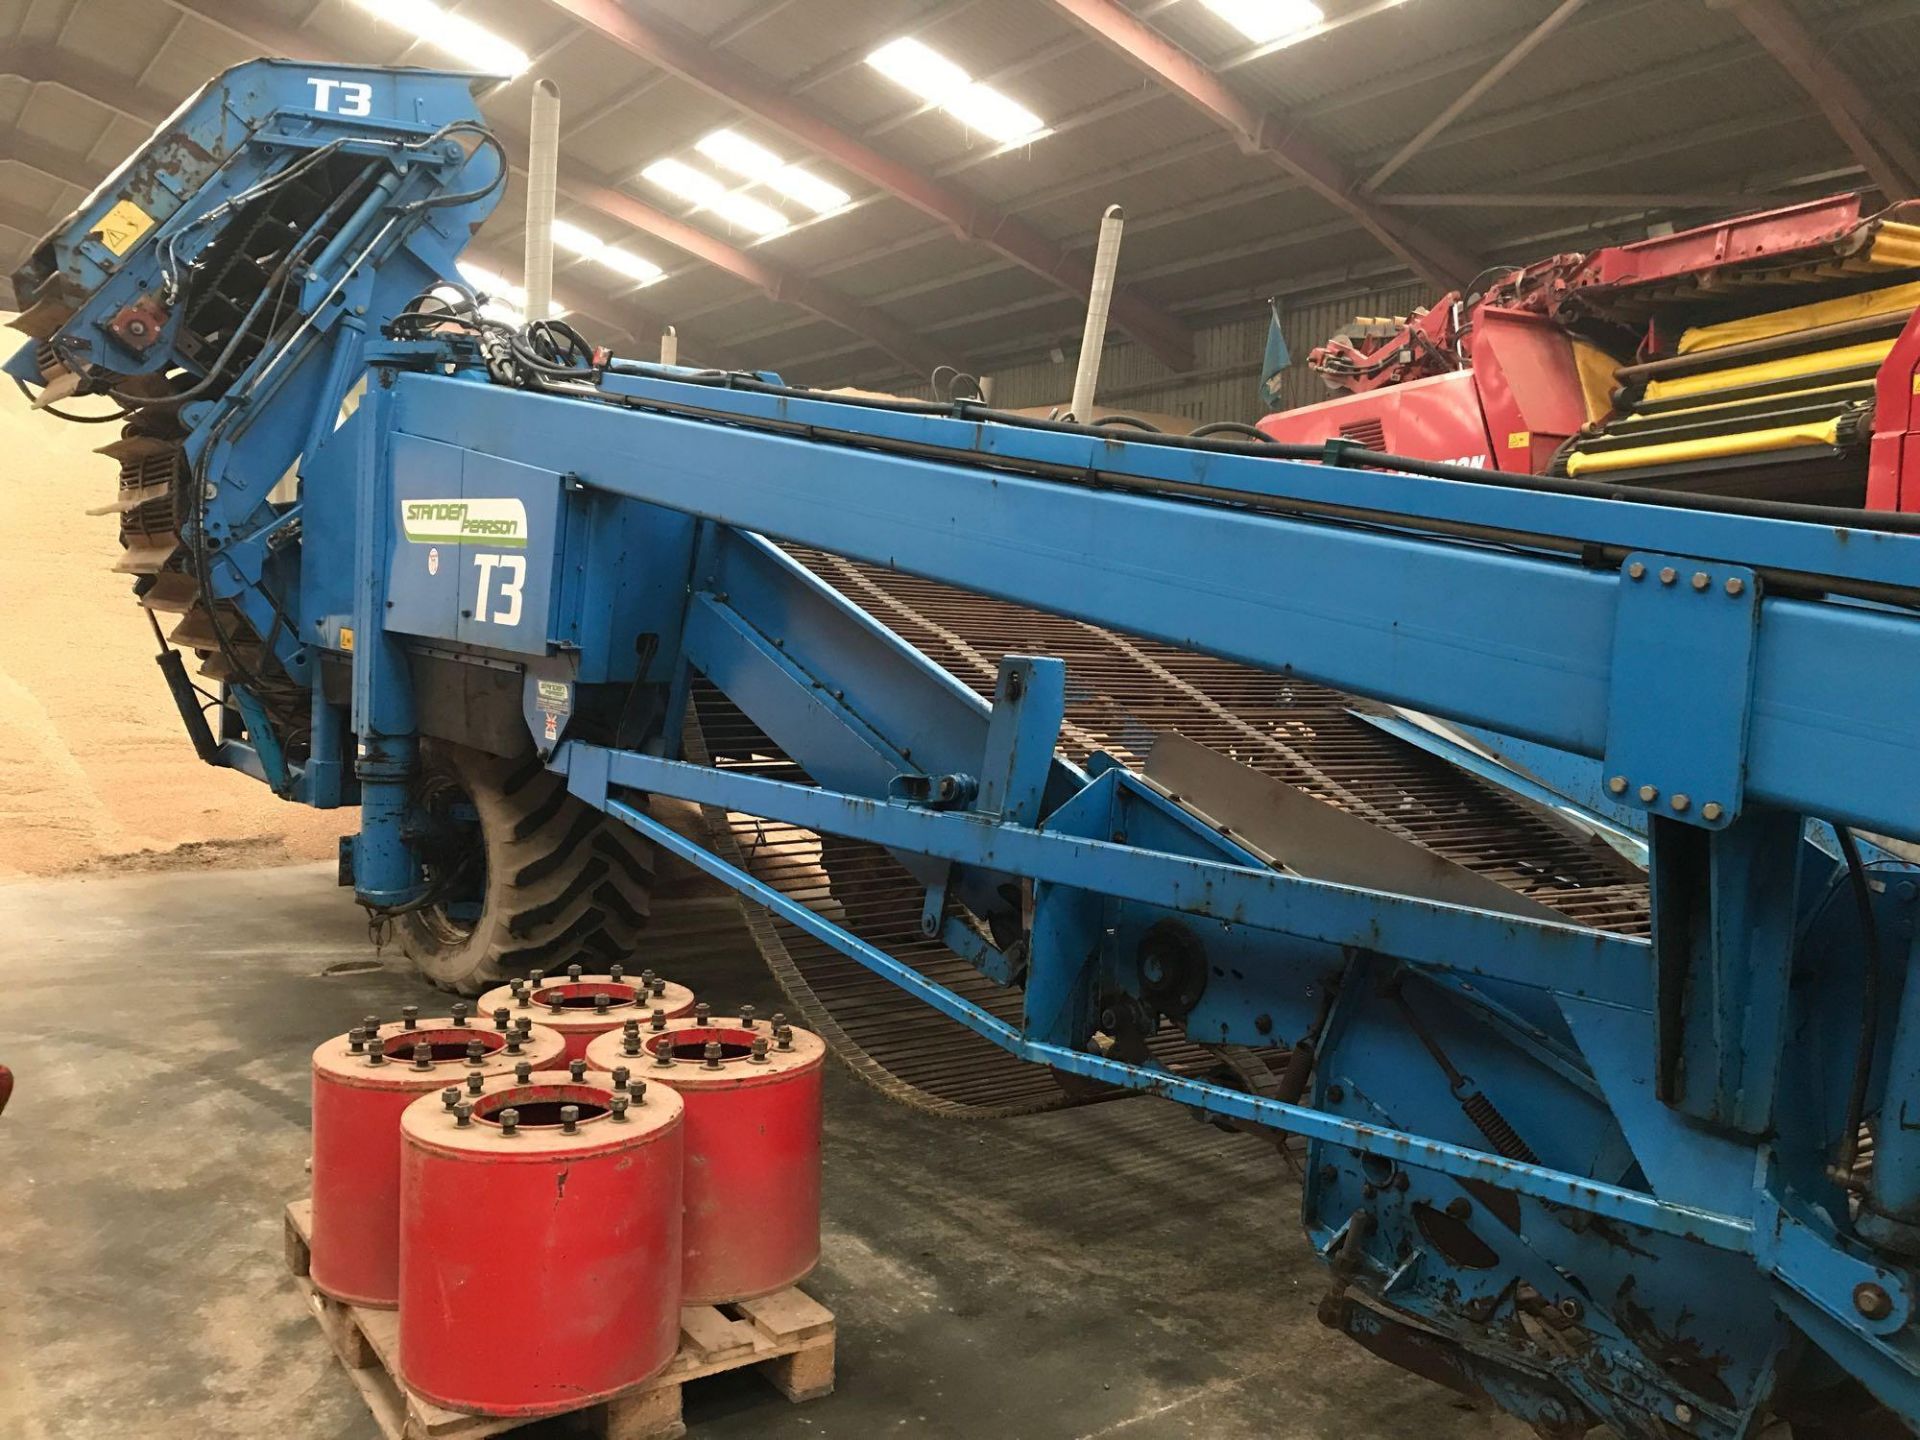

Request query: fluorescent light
[
  {"left": 697, "top": 129, "right": 851, "bottom": 215},
  {"left": 642, "top": 158, "right": 726, "bottom": 207},
  {"left": 550, "top": 219, "right": 666, "bottom": 284},
  {"left": 347, "top": 0, "right": 530, "bottom": 75},
  {"left": 864, "top": 38, "right": 1046, "bottom": 144},
  {"left": 642, "top": 157, "right": 791, "bottom": 235},
  {"left": 1196, "top": 0, "right": 1325, "bottom": 45},
  {"left": 451, "top": 263, "right": 567, "bottom": 326}
]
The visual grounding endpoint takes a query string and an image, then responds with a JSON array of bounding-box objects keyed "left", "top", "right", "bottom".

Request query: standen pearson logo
[{"left": 401, "top": 498, "right": 528, "bottom": 547}]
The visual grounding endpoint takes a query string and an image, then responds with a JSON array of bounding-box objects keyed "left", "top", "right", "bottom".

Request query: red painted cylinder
[
  {"left": 585, "top": 1013, "right": 825, "bottom": 1303},
  {"left": 476, "top": 966, "right": 697, "bottom": 1066},
  {"left": 309, "top": 1015, "right": 565, "bottom": 1308},
  {"left": 398, "top": 1070, "right": 684, "bottom": 1417}
]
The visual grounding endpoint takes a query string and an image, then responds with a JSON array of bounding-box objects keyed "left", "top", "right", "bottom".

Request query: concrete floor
[{"left": 0, "top": 863, "right": 1529, "bottom": 1440}]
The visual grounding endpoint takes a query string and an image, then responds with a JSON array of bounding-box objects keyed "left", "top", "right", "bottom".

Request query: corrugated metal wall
[{"left": 967, "top": 281, "right": 1432, "bottom": 423}]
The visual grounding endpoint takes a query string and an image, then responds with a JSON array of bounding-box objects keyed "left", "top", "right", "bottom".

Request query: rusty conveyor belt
[{"left": 681, "top": 547, "right": 1650, "bottom": 1118}]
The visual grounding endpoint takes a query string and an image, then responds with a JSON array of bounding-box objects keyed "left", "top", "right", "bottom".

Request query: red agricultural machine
[{"left": 1259, "top": 192, "right": 1920, "bottom": 512}]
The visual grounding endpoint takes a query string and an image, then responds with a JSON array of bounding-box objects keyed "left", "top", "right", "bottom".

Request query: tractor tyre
[{"left": 396, "top": 740, "right": 654, "bottom": 995}]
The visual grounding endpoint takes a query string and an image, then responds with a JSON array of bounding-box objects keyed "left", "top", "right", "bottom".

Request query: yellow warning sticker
[
  {"left": 339, "top": 626, "right": 355, "bottom": 653},
  {"left": 1911, "top": 372, "right": 1920, "bottom": 395},
  {"left": 91, "top": 199, "right": 156, "bottom": 257},
  {"left": 1507, "top": 430, "right": 1532, "bottom": 449}
]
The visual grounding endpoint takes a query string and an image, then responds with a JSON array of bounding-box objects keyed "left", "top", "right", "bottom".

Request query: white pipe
[
  {"left": 524, "top": 78, "right": 561, "bottom": 324},
  {"left": 1068, "top": 204, "right": 1124, "bottom": 423},
  {"left": 660, "top": 325, "right": 678, "bottom": 366}
]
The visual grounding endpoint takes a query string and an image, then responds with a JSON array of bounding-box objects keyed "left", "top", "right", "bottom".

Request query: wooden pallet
[{"left": 283, "top": 1199, "right": 834, "bottom": 1440}]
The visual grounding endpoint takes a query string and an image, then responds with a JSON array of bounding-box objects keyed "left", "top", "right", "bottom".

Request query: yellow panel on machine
[
  {"left": 1673, "top": 276, "right": 1920, "bottom": 355},
  {"left": 1563, "top": 417, "right": 1844, "bottom": 477}
]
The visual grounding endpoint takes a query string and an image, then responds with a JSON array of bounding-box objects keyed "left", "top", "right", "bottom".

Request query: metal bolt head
[
  {"left": 549, "top": 992, "right": 565, "bottom": 1013},
  {"left": 500, "top": 1107, "right": 520, "bottom": 1136},
  {"left": 656, "top": 1039, "right": 675, "bottom": 1067},
  {"left": 623, "top": 1017, "right": 641, "bottom": 1036},
  {"left": 694, "top": 1002, "right": 710, "bottom": 1023},
  {"left": 609, "top": 964, "right": 624, "bottom": 983},
  {"left": 441, "top": 1086, "right": 461, "bottom": 1110},
  {"left": 650, "top": 1007, "right": 667, "bottom": 1031},
  {"left": 1446, "top": 1197, "right": 1471, "bottom": 1220},
  {"left": 751, "top": 1036, "right": 771, "bottom": 1064},
  {"left": 466, "top": 1071, "right": 484, "bottom": 1094},
  {"left": 777, "top": 1025, "right": 794, "bottom": 1052},
  {"left": 367, "top": 1041, "right": 387, "bottom": 1066},
  {"left": 1855, "top": 1281, "right": 1895, "bottom": 1321},
  {"left": 594, "top": 993, "right": 611, "bottom": 1015},
  {"left": 505, "top": 1033, "right": 524, "bottom": 1054},
  {"left": 451, "top": 1002, "right": 468, "bottom": 1027},
  {"left": 1690, "top": 571, "right": 1709, "bottom": 591},
  {"left": 610, "top": 1093, "right": 631, "bottom": 1122},
  {"left": 612, "top": 1066, "right": 631, "bottom": 1091},
  {"left": 363, "top": 1014, "right": 381, "bottom": 1037},
  {"left": 510, "top": 979, "right": 528, "bottom": 1005},
  {"left": 348, "top": 1028, "right": 366, "bottom": 1054},
  {"left": 649, "top": 976, "right": 665, "bottom": 996},
  {"left": 740, "top": 1004, "right": 757, "bottom": 1028},
  {"left": 772, "top": 1013, "right": 787, "bottom": 1031},
  {"left": 1669, "top": 793, "right": 1690, "bottom": 813},
  {"left": 1606, "top": 775, "right": 1627, "bottom": 795},
  {"left": 454, "top": 1101, "right": 473, "bottom": 1128},
  {"left": 1673, "top": 1402, "right": 1695, "bottom": 1425},
  {"left": 560, "top": 1104, "right": 580, "bottom": 1134},
  {"left": 631, "top": 1077, "right": 647, "bottom": 1104},
  {"left": 1702, "top": 801, "right": 1724, "bottom": 822},
  {"left": 1724, "top": 577, "right": 1745, "bottom": 597},
  {"left": 493, "top": 1008, "right": 510, "bottom": 1030},
  {"left": 465, "top": 1038, "right": 485, "bottom": 1065},
  {"left": 1638, "top": 784, "right": 1658, "bottom": 803},
  {"left": 529, "top": 970, "right": 545, "bottom": 988},
  {"left": 515, "top": 1016, "right": 533, "bottom": 1036},
  {"left": 402, "top": 1005, "right": 419, "bottom": 1029},
  {"left": 1627, "top": 561, "right": 1645, "bottom": 581},
  {"left": 1658, "top": 566, "right": 1676, "bottom": 585},
  {"left": 514, "top": 1060, "right": 532, "bottom": 1084},
  {"left": 703, "top": 1040, "right": 723, "bottom": 1069},
  {"left": 413, "top": 1041, "right": 433, "bottom": 1070},
  {"left": 569, "top": 1058, "right": 587, "bottom": 1082},
  {"left": 568, "top": 964, "right": 583, "bottom": 983},
  {"left": 623, "top": 1033, "right": 642, "bottom": 1055}
]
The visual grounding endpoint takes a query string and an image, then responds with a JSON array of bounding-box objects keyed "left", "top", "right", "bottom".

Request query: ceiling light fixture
[
  {"left": 1195, "top": 0, "right": 1326, "bottom": 46},
  {"left": 551, "top": 219, "right": 665, "bottom": 285},
  {"left": 347, "top": 0, "right": 530, "bottom": 75},
  {"left": 864, "top": 38, "right": 1046, "bottom": 145},
  {"left": 452, "top": 263, "right": 567, "bottom": 326},
  {"left": 696, "top": 130, "right": 851, "bottom": 216},
  {"left": 641, "top": 158, "right": 791, "bottom": 236}
]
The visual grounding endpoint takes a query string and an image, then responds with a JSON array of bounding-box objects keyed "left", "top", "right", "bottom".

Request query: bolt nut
[
  {"left": 740, "top": 1004, "right": 757, "bottom": 1028},
  {"left": 1446, "top": 1197, "right": 1472, "bottom": 1220},
  {"left": 510, "top": 979, "right": 528, "bottom": 1004},
  {"left": 1638, "top": 784, "right": 1658, "bottom": 803},
  {"left": 641, "top": 969, "right": 657, "bottom": 988},
  {"left": 777, "top": 1025, "right": 794, "bottom": 1051},
  {"left": 363, "top": 1014, "right": 381, "bottom": 1037},
  {"left": 402, "top": 1005, "right": 419, "bottom": 1029},
  {"left": 348, "top": 1029, "right": 366, "bottom": 1054},
  {"left": 594, "top": 994, "right": 611, "bottom": 1015},
  {"left": 649, "top": 976, "right": 666, "bottom": 996},
  {"left": 612, "top": 1066, "right": 631, "bottom": 1091},
  {"left": 623, "top": 1033, "right": 642, "bottom": 1055},
  {"left": 751, "top": 1036, "right": 771, "bottom": 1064},
  {"left": 656, "top": 1039, "right": 675, "bottom": 1067},
  {"left": 1606, "top": 775, "right": 1627, "bottom": 795},
  {"left": 1557, "top": 1296, "right": 1584, "bottom": 1322},
  {"left": 493, "top": 1008, "right": 510, "bottom": 1030},
  {"left": 500, "top": 1107, "right": 520, "bottom": 1136},
  {"left": 609, "top": 964, "right": 624, "bottom": 983},
  {"left": 1627, "top": 561, "right": 1646, "bottom": 581},
  {"left": 549, "top": 992, "right": 566, "bottom": 1014},
  {"left": 610, "top": 1093, "right": 631, "bottom": 1122},
  {"left": 465, "top": 1038, "right": 485, "bottom": 1065},
  {"left": 1702, "top": 801, "right": 1724, "bottom": 822},
  {"left": 1691, "top": 571, "right": 1709, "bottom": 591},
  {"left": 1659, "top": 566, "right": 1676, "bottom": 585},
  {"left": 451, "top": 1002, "right": 468, "bottom": 1027},
  {"left": 560, "top": 1104, "right": 580, "bottom": 1134},
  {"left": 569, "top": 1058, "right": 587, "bottom": 1082},
  {"left": 772, "top": 1013, "right": 787, "bottom": 1031},
  {"left": 466, "top": 1071, "right": 484, "bottom": 1094},
  {"left": 1724, "top": 577, "right": 1745, "bottom": 597},
  {"left": 704, "top": 1040, "right": 723, "bottom": 1069},
  {"left": 367, "top": 1043, "right": 387, "bottom": 1066},
  {"left": 623, "top": 1017, "right": 641, "bottom": 1035},
  {"left": 568, "top": 964, "right": 583, "bottom": 983},
  {"left": 514, "top": 1060, "right": 532, "bottom": 1084},
  {"left": 1670, "top": 794, "right": 1690, "bottom": 813},
  {"left": 650, "top": 1007, "right": 667, "bottom": 1031},
  {"left": 694, "top": 1003, "right": 711, "bottom": 1023},
  {"left": 413, "top": 1041, "right": 433, "bottom": 1070},
  {"left": 529, "top": 970, "right": 545, "bottom": 989},
  {"left": 1674, "top": 1402, "right": 1695, "bottom": 1425},
  {"left": 454, "top": 1101, "right": 473, "bottom": 1128},
  {"left": 1855, "top": 1281, "right": 1895, "bottom": 1321},
  {"left": 505, "top": 1033, "right": 524, "bottom": 1054},
  {"left": 441, "top": 1086, "right": 461, "bottom": 1110}
]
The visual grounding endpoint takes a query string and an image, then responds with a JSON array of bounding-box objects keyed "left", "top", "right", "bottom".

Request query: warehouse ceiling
[{"left": 4, "top": 0, "right": 1920, "bottom": 392}]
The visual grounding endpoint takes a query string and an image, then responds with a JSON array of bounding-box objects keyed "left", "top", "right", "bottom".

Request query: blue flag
[{"left": 1260, "top": 299, "right": 1290, "bottom": 412}]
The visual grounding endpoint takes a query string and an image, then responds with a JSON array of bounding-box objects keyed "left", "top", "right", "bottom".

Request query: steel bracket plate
[{"left": 1603, "top": 553, "right": 1759, "bottom": 829}]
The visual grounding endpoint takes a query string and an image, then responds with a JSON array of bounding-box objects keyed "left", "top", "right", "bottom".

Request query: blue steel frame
[{"left": 16, "top": 60, "right": 1920, "bottom": 1439}]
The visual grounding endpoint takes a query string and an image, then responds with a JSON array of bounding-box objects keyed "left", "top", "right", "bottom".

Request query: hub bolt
[
  {"left": 777, "top": 1025, "right": 794, "bottom": 1051},
  {"left": 612, "top": 1066, "right": 631, "bottom": 1091},
  {"left": 454, "top": 1101, "right": 473, "bottom": 1128},
  {"left": 505, "top": 1033, "right": 524, "bottom": 1054},
  {"left": 500, "top": 1107, "right": 520, "bottom": 1136},
  {"left": 751, "top": 1036, "right": 770, "bottom": 1064},
  {"left": 594, "top": 994, "right": 611, "bottom": 1015},
  {"left": 624, "top": 1033, "right": 642, "bottom": 1056},
  {"left": 451, "top": 1002, "right": 468, "bottom": 1028},
  {"left": 771, "top": 1013, "right": 787, "bottom": 1032},
  {"left": 492, "top": 1008, "right": 510, "bottom": 1031},
  {"left": 347, "top": 1028, "right": 366, "bottom": 1055},
  {"left": 650, "top": 1007, "right": 667, "bottom": 1031},
  {"left": 641, "top": 969, "right": 657, "bottom": 990},
  {"left": 402, "top": 1006, "right": 419, "bottom": 1030},
  {"left": 441, "top": 1087, "right": 460, "bottom": 1110},
  {"left": 649, "top": 976, "right": 666, "bottom": 997},
  {"left": 1855, "top": 1282, "right": 1895, "bottom": 1321},
  {"left": 549, "top": 992, "right": 566, "bottom": 1014},
  {"left": 465, "top": 1039, "right": 485, "bottom": 1066},
  {"left": 560, "top": 1104, "right": 580, "bottom": 1134},
  {"left": 569, "top": 1058, "right": 587, "bottom": 1082},
  {"left": 568, "top": 964, "right": 583, "bottom": 983},
  {"left": 514, "top": 1061, "right": 532, "bottom": 1084},
  {"left": 510, "top": 980, "right": 528, "bottom": 1005},
  {"left": 363, "top": 1014, "right": 381, "bottom": 1037},
  {"left": 655, "top": 1039, "right": 676, "bottom": 1067},
  {"left": 610, "top": 1094, "right": 631, "bottom": 1123},
  {"left": 623, "top": 1018, "right": 641, "bottom": 1037},
  {"left": 703, "top": 1040, "right": 723, "bottom": 1069},
  {"left": 694, "top": 1003, "right": 711, "bottom": 1023},
  {"left": 741, "top": 1005, "right": 757, "bottom": 1028},
  {"left": 515, "top": 1017, "right": 533, "bottom": 1037},
  {"left": 367, "top": 1041, "right": 388, "bottom": 1067},
  {"left": 609, "top": 964, "right": 624, "bottom": 983},
  {"left": 529, "top": 970, "right": 545, "bottom": 990},
  {"left": 462, "top": 1071, "right": 482, "bottom": 1096},
  {"left": 413, "top": 1042, "right": 433, "bottom": 1070}
]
